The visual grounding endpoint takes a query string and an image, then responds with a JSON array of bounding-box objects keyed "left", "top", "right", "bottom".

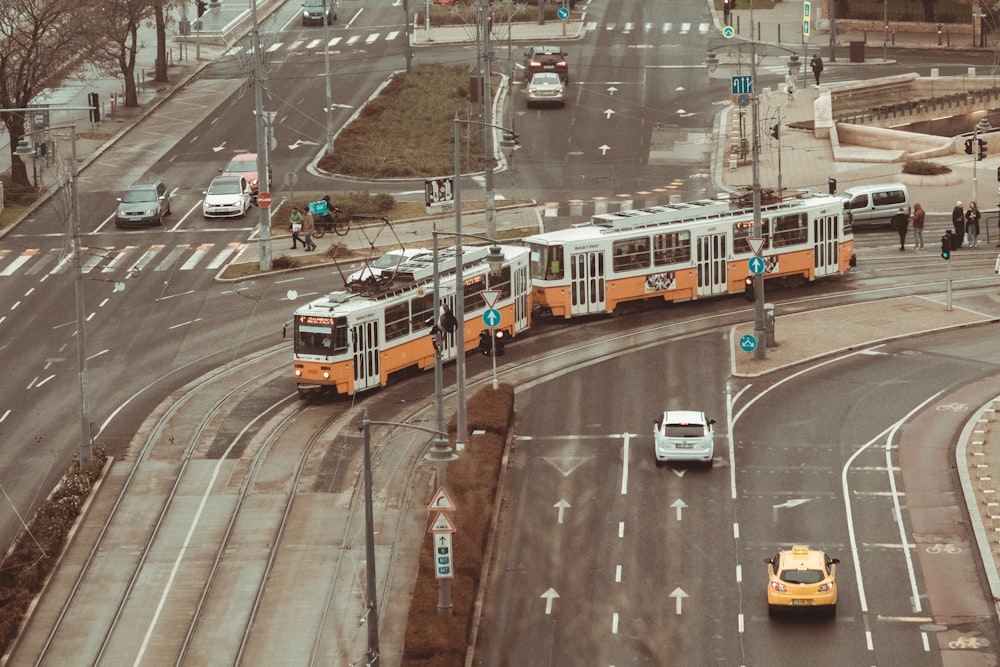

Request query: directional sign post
[
  {"left": 428, "top": 511, "right": 456, "bottom": 580},
  {"left": 739, "top": 334, "right": 758, "bottom": 353}
]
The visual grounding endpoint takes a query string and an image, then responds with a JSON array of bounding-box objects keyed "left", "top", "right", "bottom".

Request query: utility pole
[
  {"left": 250, "top": 0, "right": 273, "bottom": 272},
  {"left": 481, "top": 0, "right": 496, "bottom": 238}
]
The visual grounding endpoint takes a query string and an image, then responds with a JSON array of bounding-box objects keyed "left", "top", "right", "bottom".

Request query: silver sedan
[{"left": 526, "top": 72, "right": 565, "bottom": 108}]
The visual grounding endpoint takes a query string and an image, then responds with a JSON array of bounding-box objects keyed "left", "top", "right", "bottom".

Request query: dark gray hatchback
[{"left": 115, "top": 180, "right": 171, "bottom": 228}]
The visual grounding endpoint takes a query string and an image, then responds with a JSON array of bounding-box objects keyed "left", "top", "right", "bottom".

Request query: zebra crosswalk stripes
[{"left": 0, "top": 242, "right": 247, "bottom": 279}]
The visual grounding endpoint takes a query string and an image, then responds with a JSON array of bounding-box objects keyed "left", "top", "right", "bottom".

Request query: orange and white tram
[
  {"left": 524, "top": 194, "right": 854, "bottom": 318},
  {"left": 291, "top": 244, "right": 531, "bottom": 397}
]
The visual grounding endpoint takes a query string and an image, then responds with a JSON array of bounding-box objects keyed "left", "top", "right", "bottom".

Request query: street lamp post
[
  {"left": 707, "top": 41, "right": 799, "bottom": 361},
  {"left": 9, "top": 109, "right": 94, "bottom": 468},
  {"left": 451, "top": 115, "right": 517, "bottom": 449}
]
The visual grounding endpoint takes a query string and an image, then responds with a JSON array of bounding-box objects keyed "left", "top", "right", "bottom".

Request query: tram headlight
[{"left": 322, "top": 371, "right": 331, "bottom": 379}]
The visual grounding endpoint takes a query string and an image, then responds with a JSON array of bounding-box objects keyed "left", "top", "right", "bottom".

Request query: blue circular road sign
[
  {"left": 739, "top": 334, "right": 758, "bottom": 352},
  {"left": 482, "top": 309, "right": 502, "bottom": 327},
  {"left": 557, "top": 6, "right": 569, "bottom": 19},
  {"left": 723, "top": 25, "right": 735, "bottom": 38},
  {"left": 748, "top": 256, "right": 765, "bottom": 275}
]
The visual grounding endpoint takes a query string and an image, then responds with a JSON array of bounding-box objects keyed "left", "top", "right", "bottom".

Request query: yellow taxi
[{"left": 765, "top": 545, "right": 840, "bottom": 616}]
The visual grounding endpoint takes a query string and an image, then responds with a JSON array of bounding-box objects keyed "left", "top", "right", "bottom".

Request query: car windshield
[
  {"left": 122, "top": 190, "right": 156, "bottom": 203},
  {"left": 209, "top": 179, "right": 242, "bottom": 195},
  {"left": 780, "top": 569, "right": 824, "bottom": 585},
  {"left": 532, "top": 74, "right": 561, "bottom": 85},
  {"left": 225, "top": 159, "right": 255, "bottom": 173},
  {"left": 372, "top": 253, "right": 405, "bottom": 269},
  {"left": 664, "top": 424, "right": 704, "bottom": 438}
]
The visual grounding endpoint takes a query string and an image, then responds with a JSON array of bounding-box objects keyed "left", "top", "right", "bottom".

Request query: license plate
[
  {"left": 674, "top": 443, "right": 693, "bottom": 449},
  {"left": 791, "top": 599, "right": 813, "bottom": 606},
  {"left": 544, "top": 65, "right": 554, "bottom": 69}
]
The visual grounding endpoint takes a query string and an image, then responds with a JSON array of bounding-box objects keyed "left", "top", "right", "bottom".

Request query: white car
[
  {"left": 653, "top": 410, "right": 715, "bottom": 466},
  {"left": 347, "top": 248, "right": 432, "bottom": 283},
  {"left": 526, "top": 72, "right": 566, "bottom": 108},
  {"left": 203, "top": 175, "right": 252, "bottom": 218}
]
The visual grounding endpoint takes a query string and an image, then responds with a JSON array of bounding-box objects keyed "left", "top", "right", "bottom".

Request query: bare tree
[
  {"left": 0, "top": 0, "right": 94, "bottom": 188},
  {"left": 151, "top": 0, "right": 174, "bottom": 83},
  {"left": 89, "top": 0, "right": 157, "bottom": 108}
]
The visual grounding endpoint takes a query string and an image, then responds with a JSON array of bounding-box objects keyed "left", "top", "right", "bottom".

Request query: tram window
[
  {"left": 612, "top": 238, "right": 649, "bottom": 271},
  {"left": 772, "top": 213, "right": 808, "bottom": 247},
  {"left": 488, "top": 265, "right": 513, "bottom": 300},
  {"left": 296, "top": 318, "right": 348, "bottom": 355},
  {"left": 653, "top": 231, "right": 691, "bottom": 265},
  {"left": 464, "top": 275, "right": 485, "bottom": 313},
  {"left": 410, "top": 293, "right": 434, "bottom": 330},
  {"left": 529, "top": 244, "right": 564, "bottom": 280},
  {"left": 385, "top": 302, "right": 410, "bottom": 341},
  {"left": 548, "top": 246, "right": 563, "bottom": 279}
]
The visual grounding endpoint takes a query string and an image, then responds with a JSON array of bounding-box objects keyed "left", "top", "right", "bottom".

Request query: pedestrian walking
[
  {"left": 910, "top": 202, "right": 925, "bottom": 249},
  {"left": 784, "top": 70, "right": 796, "bottom": 100},
  {"left": 810, "top": 54, "right": 824, "bottom": 86},
  {"left": 302, "top": 208, "right": 318, "bottom": 251},
  {"left": 952, "top": 201, "right": 965, "bottom": 249},
  {"left": 289, "top": 207, "right": 304, "bottom": 249},
  {"left": 891, "top": 208, "right": 909, "bottom": 250},
  {"left": 966, "top": 201, "right": 981, "bottom": 247}
]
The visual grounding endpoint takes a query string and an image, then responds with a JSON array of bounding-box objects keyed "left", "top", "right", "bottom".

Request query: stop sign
[{"left": 257, "top": 191, "right": 273, "bottom": 208}]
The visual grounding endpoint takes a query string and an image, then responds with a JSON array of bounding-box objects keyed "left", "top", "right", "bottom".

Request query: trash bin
[
  {"left": 764, "top": 303, "right": 775, "bottom": 347},
  {"left": 827, "top": 178, "right": 837, "bottom": 195},
  {"left": 850, "top": 41, "right": 865, "bottom": 63}
]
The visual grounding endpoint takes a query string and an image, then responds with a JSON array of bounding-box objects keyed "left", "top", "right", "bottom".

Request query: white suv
[{"left": 653, "top": 410, "right": 715, "bottom": 466}]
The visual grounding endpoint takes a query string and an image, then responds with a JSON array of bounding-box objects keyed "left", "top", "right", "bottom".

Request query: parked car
[
  {"left": 766, "top": 545, "right": 840, "bottom": 616},
  {"left": 115, "top": 179, "right": 171, "bottom": 227},
  {"left": 203, "top": 175, "right": 252, "bottom": 218},
  {"left": 302, "top": 0, "right": 337, "bottom": 26},
  {"left": 347, "top": 248, "right": 432, "bottom": 283},
  {"left": 523, "top": 45, "right": 569, "bottom": 83},
  {"left": 526, "top": 72, "right": 566, "bottom": 108},
  {"left": 221, "top": 153, "right": 269, "bottom": 193},
  {"left": 652, "top": 410, "right": 715, "bottom": 465}
]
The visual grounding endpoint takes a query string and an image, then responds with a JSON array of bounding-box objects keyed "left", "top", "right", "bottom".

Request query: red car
[{"left": 221, "top": 153, "right": 270, "bottom": 193}]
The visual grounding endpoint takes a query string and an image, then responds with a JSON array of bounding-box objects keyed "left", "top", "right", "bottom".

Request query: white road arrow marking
[
  {"left": 773, "top": 498, "right": 812, "bottom": 509},
  {"left": 671, "top": 498, "right": 687, "bottom": 521},
  {"left": 669, "top": 587, "right": 688, "bottom": 614},
  {"left": 212, "top": 142, "right": 227, "bottom": 152},
  {"left": 607, "top": 86, "right": 618, "bottom": 96},
  {"left": 672, "top": 468, "right": 686, "bottom": 478},
  {"left": 541, "top": 588, "right": 560, "bottom": 615},
  {"left": 554, "top": 499, "right": 571, "bottom": 524},
  {"left": 288, "top": 139, "right": 320, "bottom": 151},
  {"left": 598, "top": 144, "right": 610, "bottom": 155},
  {"left": 604, "top": 109, "right": 615, "bottom": 119}
]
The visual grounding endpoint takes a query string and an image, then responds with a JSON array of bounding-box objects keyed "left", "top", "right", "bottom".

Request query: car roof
[
  {"left": 530, "top": 45, "right": 564, "bottom": 53},
  {"left": 662, "top": 410, "right": 706, "bottom": 425},
  {"left": 530, "top": 72, "right": 562, "bottom": 81},
  {"left": 125, "top": 181, "right": 160, "bottom": 191},
  {"left": 778, "top": 545, "right": 827, "bottom": 569},
  {"left": 211, "top": 175, "right": 244, "bottom": 185}
]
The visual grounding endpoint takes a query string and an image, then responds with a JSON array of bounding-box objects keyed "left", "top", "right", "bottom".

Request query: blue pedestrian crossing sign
[
  {"left": 748, "top": 256, "right": 765, "bottom": 275},
  {"left": 483, "top": 309, "right": 501, "bottom": 327},
  {"left": 739, "top": 334, "right": 758, "bottom": 352}
]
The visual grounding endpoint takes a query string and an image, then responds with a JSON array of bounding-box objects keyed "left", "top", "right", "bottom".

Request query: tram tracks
[{"left": 10, "top": 346, "right": 433, "bottom": 666}]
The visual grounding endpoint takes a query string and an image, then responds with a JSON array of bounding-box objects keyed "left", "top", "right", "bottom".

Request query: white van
[{"left": 841, "top": 183, "right": 910, "bottom": 227}]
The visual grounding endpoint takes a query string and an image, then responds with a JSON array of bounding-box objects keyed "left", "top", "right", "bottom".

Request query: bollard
[
  {"left": 828, "top": 178, "right": 837, "bottom": 195},
  {"left": 938, "top": 23, "right": 943, "bottom": 46}
]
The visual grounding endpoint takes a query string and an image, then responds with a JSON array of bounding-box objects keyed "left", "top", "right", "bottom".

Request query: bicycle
[{"left": 309, "top": 204, "right": 348, "bottom": 238}]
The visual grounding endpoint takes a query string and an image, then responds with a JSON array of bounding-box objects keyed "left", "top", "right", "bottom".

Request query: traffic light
[
  {"left": 770, "top": 124, "right": 779, "bottom": 139},
  {"left": 979, "top": 138, "right": 988, "bottom": 161},
  {"left": 197, "top": 0, "right": 207, "bottom": 17},
  {"left": 965, "top": 139, "right": 974, "bottom": 155},
  {"left": 743, "top": 276, "right": 754, "bottom": 301},
  {"left": 478, "top": 329, "right": 505, "bottom": 356},
  {"left": 941, "top": 232, "right": 951, "bottom": 260}
]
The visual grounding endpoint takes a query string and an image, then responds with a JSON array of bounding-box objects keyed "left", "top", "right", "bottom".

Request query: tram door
[
  {"left": 569, "top": 251, "right": 606, "bottom": 316},
  {"left": 350, "top": 320, "right": 381, "bottom": 392},
  {"left": 813, "top": 214, "right": 838, "bottom": 276},
  {"left": 696, "top": 232, "right": 728, "bottom": 297}
]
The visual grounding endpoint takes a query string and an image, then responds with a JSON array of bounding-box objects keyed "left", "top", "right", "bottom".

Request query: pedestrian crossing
[
  {"left": 0, "top": 242, "right": 247, "bottom": 279},
  {"left": 225, "top": 21, "right": 713, "bottom": 58}
]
